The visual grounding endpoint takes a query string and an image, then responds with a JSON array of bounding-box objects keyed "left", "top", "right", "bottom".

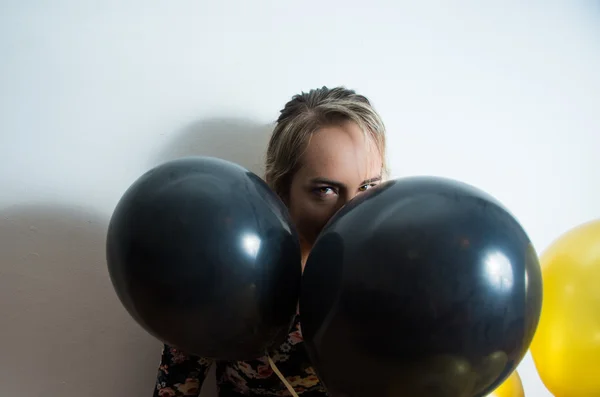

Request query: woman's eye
[
  {"left": 359, "top": 184, "right": 376, "bottom": 192},
  {"left": 314, "top": 187, "right": 336, "bottom": 197}
]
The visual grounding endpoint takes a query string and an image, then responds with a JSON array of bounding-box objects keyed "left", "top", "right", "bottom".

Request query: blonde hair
[{"left": 264, "top": 86, "right": 388, "bottom": 200}]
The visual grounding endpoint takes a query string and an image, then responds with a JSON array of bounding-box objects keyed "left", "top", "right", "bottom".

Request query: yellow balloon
[
  {"left": 487, "top": 370, "right": 524, "bottom": 397},
  {"left": 530, "top": 219, "right": 600, "bottom": 397}
]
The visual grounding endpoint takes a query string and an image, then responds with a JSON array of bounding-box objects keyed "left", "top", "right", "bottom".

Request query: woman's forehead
[{"left": 297, "top": 122, "right": 382, "bottom": 182}]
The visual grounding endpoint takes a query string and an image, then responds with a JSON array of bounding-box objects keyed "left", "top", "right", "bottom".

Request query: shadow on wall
[
  {"left": 0, "top": 204, "right": 159, "bottom": 397},
  {"left": 151, "top": 117, "right": 275, "bottom": 397},
  {"left": 153, "top": 117, "right": 275, "bottom": 178}
]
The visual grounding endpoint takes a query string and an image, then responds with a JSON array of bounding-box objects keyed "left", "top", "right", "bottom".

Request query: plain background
[{"left": 1, "top": 1, "right": 599, "bottom": 396}]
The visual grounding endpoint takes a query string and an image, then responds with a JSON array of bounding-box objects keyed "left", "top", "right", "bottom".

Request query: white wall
[{"left": 1, "top": 1, "right": 598, "bottom": 396}]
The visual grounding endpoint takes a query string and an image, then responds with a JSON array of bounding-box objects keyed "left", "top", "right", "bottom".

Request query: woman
[{"left": 154, "top": 86, "right": 388, "bottom": 396}]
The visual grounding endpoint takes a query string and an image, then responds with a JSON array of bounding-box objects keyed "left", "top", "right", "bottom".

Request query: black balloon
[
  {"left": 300, "top": 176, "right": 543, "bottom": 397},
  {"left": 106, "top": 156, "right": 302, "bottom": 360}
]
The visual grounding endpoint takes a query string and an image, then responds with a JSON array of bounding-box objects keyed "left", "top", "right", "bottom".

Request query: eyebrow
[
  {"left": 362, "top": 175, "right": 382, "bottom": 185},
  {"left": 309, "top": 175, "right": 382, "bottom": 188}
]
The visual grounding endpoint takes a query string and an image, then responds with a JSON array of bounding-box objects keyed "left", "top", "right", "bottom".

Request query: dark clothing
[{"left": 153, "top": 315, "right": 328, "bottom": 396}]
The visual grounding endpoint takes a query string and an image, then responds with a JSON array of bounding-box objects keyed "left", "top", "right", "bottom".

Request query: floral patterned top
[{"left": 153, "top": 315, "right": 328, "bottom": 396}]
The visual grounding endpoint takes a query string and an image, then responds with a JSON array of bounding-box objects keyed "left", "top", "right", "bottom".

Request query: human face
[{"left": 287, "top": 120, "right": 383, "bottom": 263}]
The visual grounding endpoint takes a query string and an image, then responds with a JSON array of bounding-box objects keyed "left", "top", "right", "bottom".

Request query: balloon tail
[{"left": 268, "top": 355, "right": 299, "bottom": 397}]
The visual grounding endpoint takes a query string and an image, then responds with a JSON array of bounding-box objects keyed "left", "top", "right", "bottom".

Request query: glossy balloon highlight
[
  {"left": 300, "top": 176, "right": 543, "bottom": 397},
  {"left": 106, "top": 157, "right": 302, "bottom": 360}
]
